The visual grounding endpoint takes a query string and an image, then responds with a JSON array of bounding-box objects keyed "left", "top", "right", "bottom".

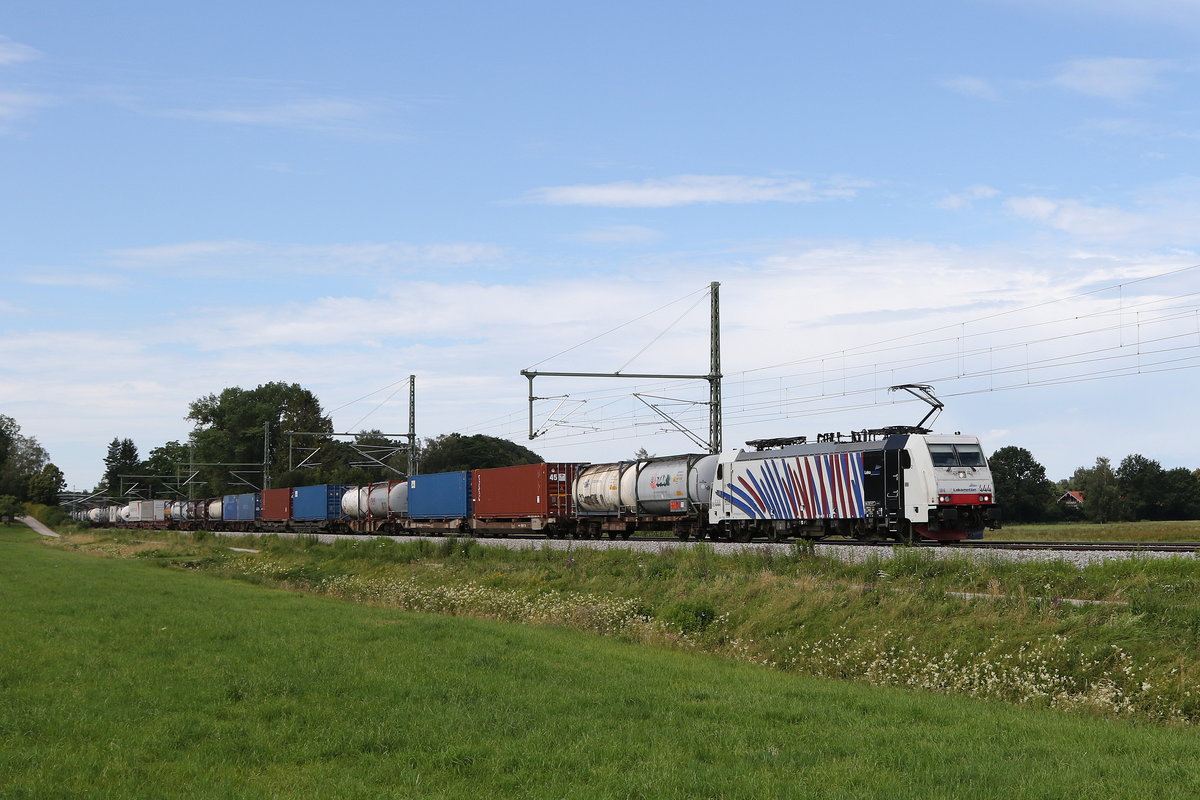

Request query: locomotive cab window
[
  {"left": 928, "top": 444, "right": 986, "bottom": 468},
  {"left": 956, "top": 445, "right": 986, "bottom": 467}
]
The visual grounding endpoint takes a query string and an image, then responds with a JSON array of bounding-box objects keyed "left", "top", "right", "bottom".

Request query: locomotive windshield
[{"left": 928, "top": 443, "right": 987, "bottom": 468}]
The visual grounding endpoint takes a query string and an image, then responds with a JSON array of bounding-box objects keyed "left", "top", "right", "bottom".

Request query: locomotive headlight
[
  {"left": 957, "top": 471, "right": 967, "bottom": 478},
  {"left": 980, "top": 494, "right": 992, "bottom": 503},
  {"left": 938, "top": 494, "right": 951, "bottom": 503}
]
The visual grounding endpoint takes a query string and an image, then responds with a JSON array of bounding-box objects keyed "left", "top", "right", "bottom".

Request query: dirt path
[{"left": 18, "top": 516, "right": 60, "bottom": 538}]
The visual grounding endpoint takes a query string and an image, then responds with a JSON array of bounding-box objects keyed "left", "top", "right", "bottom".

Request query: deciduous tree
[
  {"left": 0, "top": 416, "right": 49, "bottom": 500},
  {"left": 419, "top": 433, "right": 542, "bottom": 473},
  {"left": 1117, "top": 454, "right": 1164, "bottom": 521},
  {"left": 187, "top": 382, "right": 332, "bottom": 494},
  {"left": 1070, "top": 457, "right": 1121, "bottom": 524},
  {"left": 988, "top": 446, "right": 1055, "bottom": 523},
  {"left": 27, "top": 463, "right": 65, "bottom": 505}
]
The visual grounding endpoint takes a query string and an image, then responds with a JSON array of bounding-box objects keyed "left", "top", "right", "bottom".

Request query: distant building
[{"left": 1057, "top": 490, "right": 1085, "bottom": 508}]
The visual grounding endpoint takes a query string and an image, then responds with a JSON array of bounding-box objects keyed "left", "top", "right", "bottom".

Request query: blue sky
[{"left": 2, "top": 0, "right": 1198, "bottom": 490}]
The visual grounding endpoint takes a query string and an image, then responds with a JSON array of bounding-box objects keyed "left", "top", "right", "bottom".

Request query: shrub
[{"left": 660, "top": 599, "right": 718, "bottom": 634}]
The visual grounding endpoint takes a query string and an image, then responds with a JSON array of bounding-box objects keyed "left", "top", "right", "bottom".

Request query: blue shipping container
[
  {"left": 291, "top": 484, "right": 349, "bottom": 521},
  {"left": 238, "top": 493, "right": 259, "bottom": 521},
  {"left": 223, "top": 493, "right": 259, "bottom": 522},
  {"left": 408, "top": 471, "right": 472, "bottom": 519}
]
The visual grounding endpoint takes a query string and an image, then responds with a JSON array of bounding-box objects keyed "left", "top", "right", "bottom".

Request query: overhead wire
[{"left": 503, "top": 266, "right": 1200, "bottom": 445}]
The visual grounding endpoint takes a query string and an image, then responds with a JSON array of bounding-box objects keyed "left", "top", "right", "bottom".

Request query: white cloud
[
  {"left": 524, "top": 175, "right": 868, "bottom": 207},
  {"left": 0, "top": 90, "right": 53, "bottom": 133},
  {"left": 1051, "top": 58, "right": 1170, "bottom": 102},
  {"left": 1081, "top": 117, "right": 1147, "bottom": 136},
  {"left": 257, "top": 161, "right": 296, "bottom": 173},
  {"left": 19, "top": 272, "right": 127, "bottom": 289},
  {"left": 1004, "top": 191, "right": 1200, "bottom": 243},
  {"left": 108, "top": 239, "right": 506, "bottom": 274},
  {"left": 160, "top": 96, "right": 399, "bottom": 137},
  {"left": 109, "top": 240, "right": 262, "bottom": 267},
  {"left": 0, "top": 36, "right": 40, "bottom": 65},
  {"left": 570, "top": 225, "right": 665, "bottom": 245},
  {"left": 940, "top": 76, "right": 998, "bottom": 100},
  {"left": 9, "top": 234, "right": 1196, "bottom": 490},
  {"left": 937, "top": 185, "right": 1001, "bottom": 210},
  {"left": 999, "top": 0, "right": 1200, "bottom": 30}
]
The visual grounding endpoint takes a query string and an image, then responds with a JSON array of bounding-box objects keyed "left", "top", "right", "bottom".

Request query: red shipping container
[
  {"left": 260, "top": 487, "right": 292, "bottom": 521},
  {"left": 472, "top": 463, "right": 581, "bottom": 519}
]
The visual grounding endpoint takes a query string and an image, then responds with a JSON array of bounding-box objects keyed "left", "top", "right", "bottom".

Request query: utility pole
[
  {"left": 263, "top": 420, "right": 271, "bottom": 490},
  {"left": 709, "top": 281, "right": 722, "bottom": 453},
  {"left": 408, "top": 374, "right": 417, "bottom": 476},
  {"left": 522, "top": 282, "right": 723, "bottom": 453}
]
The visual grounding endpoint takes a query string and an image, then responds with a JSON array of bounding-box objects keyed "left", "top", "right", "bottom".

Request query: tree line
[
  {"left": 0, "top": 414, "right": 65, "bottom": 518},
  {"left": 989, "top": 446, "right": 1200, "bottom": 524},
  {"left": 85, "top": 380, "right": 1200, "bottom": 524},
  {"left": 97, "top": 381, "right": 542, "bottom": 501}
]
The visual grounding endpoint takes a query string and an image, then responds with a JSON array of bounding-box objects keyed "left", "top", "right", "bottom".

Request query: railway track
[
  {"left": 193, "top": 529, "right": 1200, "bottom": 563},
  {"left": 935, "top": 540, "right": 1200, "bottom": 553},
  {"left": 556, "top": 535, "right": 1200, "bottom": 554}
]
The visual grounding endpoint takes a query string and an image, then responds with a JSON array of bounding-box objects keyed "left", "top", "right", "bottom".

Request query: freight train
[{"left": 74, "top": 428, "right": 1001, "bottom": 542}]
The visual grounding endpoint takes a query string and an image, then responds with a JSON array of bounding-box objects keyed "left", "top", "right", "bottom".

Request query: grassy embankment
[
  {"left": 43, "top": 524, "right": 1200, "bottom": 723},
  {"left": 995, "top": 520, "right": 1200, "bottom": 542},
  {"left": 5, "top": 522, "right": 1200, "bottom": 799}
]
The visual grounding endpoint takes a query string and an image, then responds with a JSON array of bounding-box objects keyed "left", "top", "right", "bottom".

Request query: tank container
[
  {"left": 632, "top": 454, "right": 719, "bottom": 513},
  {"left": 573, "top": 455, "right": 717, "bottom": 514},
  {"left": 574, "top": 463, "right": 628, "bottom": 513},
  {"left": 368, "top": 481, "right": 409, "bottom": 517},
  {"left": 340, "top": 486, "right": 368, "bottom": 519}
]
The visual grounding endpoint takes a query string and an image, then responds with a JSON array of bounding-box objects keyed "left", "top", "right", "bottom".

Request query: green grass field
[
  {"left": 6, "top": 523, "right": 1200, "bottom": 798},
  {"left": 995, "top": 520, "right": 1200, "bottom": 542}
]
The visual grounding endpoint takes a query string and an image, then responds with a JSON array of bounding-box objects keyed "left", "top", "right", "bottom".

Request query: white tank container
[
  {"left": 368, "top": 481, "right": 408, "bottom": 517},
  {"left": 341, "top": 486, "right": 368, "bottom": 519},
  {"left": 207, "top": 499, "right": 223, "bottom": 520},
  {"left": 633, "top": 454, "right": 719, "bottom": 514},
  {"left": 88, "top": 508, "right": 102, "bottom": 524},
  {"left": 574, "top": 463, "right": 627, "bottom": 512},
  {"left": 573, "top": 455, "right": 719, "bottom": 514}
]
